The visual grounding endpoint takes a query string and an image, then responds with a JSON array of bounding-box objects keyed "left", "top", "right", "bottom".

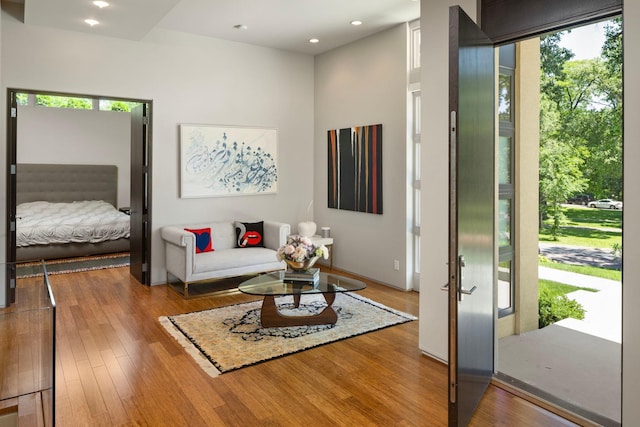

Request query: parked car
[
  {"left": 588, "top": 199, "right": 623, "bottom": 209},
  {"left": 567, "top": 194, "right": 594, "bottom": 205}
]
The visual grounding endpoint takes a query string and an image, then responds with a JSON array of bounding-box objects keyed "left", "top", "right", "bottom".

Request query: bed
[{"left": 15, "top": 163, "right": 130, "bottom": 262}]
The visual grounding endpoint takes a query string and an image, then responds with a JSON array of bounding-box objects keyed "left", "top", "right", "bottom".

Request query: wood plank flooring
[{"left": 5, "top": 266, "right": 581, "bottom": 426}]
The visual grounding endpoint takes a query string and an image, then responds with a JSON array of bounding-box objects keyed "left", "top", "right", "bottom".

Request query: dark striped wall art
[{"left": 328, "top": 124, "right": 382, "bottom": 214}]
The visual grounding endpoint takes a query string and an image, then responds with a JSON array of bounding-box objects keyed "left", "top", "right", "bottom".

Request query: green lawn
[
  {"left": 539, "top": 204, "right": 622, "bottom": 286},
  {"left": 539, "top": 258, "right": 621, "bottom": 281},
  {"left": 539, "top": 205, "right": 622, "bottom": 248},
  {"left": 556, "top": 205, "right": 622, "bottom": 229},
  {"left": 539, "top": 279, "right": 597, "bottom": 296},
  {"left": 539, "top": 226, "right": 622, "bottom": 248}
]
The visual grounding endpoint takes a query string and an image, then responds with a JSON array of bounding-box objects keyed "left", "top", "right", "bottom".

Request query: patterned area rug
[
  {"left": 17, "top": 253, "right": 130, "bottom": 278},
  {"left": 159, "top": 292, "right": 417, "bottom": 377}
]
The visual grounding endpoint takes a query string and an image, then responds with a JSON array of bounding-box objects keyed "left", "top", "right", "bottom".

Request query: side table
[{"left": 310, "top": 235, "right": 334, "bottom": 270}]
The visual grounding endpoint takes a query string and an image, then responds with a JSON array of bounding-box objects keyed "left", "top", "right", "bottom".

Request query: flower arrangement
[{"left": 276, "top": 235, "right": 329, "bottom": 263}]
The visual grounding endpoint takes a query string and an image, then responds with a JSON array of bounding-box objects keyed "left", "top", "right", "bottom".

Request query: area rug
[
  {"left": 17, "top": 253, "right": 130, "bottom": 278},
  {"left": 159, "top": 292, "right": 417, "bottom": 377}
]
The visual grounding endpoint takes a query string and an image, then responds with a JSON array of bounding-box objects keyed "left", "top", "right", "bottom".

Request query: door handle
[
  {"left": 459, "top": 285, "right": 477, "bottom": 295},
  {"left": 441, "top": 256, "right": 477, "bottom": 299},
  {"left": 457, "top": 255, "right": 476, "bottom": 301},
  {"left": 442, "top": 283, "right": 476, "bottom": 295}
]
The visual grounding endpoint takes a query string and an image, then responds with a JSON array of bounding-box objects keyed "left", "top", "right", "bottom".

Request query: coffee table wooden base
[{"left": 260, "top": 292, "right": 337, "bottom": 327}]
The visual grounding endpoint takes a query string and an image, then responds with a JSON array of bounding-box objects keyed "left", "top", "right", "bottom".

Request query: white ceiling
[{"left": 16, "top": 0, "right": 420, "bottom": 55}]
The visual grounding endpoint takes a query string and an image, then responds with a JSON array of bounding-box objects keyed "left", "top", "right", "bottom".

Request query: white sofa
[{"left": 161, "top": 220, "right": 290, "bottom": 296}]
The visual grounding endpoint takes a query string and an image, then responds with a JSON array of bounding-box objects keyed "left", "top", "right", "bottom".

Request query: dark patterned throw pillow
[
  {"left": 185, "top": 227, "right": 214, "bottom": 253},
  {"left": 235, "top": 221, "right": 265, "bottom": 248}
]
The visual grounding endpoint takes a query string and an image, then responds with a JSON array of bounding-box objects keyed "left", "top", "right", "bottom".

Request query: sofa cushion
[
  {"left": 234, "top": 221, "right": 265, "bottom": 248},
  {"left": 184, "top": 227, "right": 213, "bottom": 253},
  {"left": 208, "top": 222, "right": 236, "bottom": 250},
  {"left": 193, "top": 247, "right": 277, "bottom": 274}
]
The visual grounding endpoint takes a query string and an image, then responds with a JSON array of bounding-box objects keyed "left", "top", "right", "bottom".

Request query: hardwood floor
[{"left": 6, "top": 267, "right": 580, "bottom": 426}]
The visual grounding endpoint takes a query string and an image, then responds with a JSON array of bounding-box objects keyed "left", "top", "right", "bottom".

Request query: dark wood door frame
[
  {"left": 129, "top": 104, "right": 152, "bottom": 286},
  {"left": 4, "top": 89, "right": 153, "bottom": 302},
  {"left": 5, "top": 91, "right": 18, "bottom": 304}
]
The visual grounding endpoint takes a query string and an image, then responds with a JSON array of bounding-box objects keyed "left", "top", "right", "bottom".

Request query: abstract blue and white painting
[{"left": 180, "top": 124, "right": 278, "bottom": 198}]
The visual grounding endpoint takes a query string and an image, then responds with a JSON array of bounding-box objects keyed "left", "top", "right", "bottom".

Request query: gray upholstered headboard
[{"left": 16, "top": 163, "right": 118, "bottom": 206}]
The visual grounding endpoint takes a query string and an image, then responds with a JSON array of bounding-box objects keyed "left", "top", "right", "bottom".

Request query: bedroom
[{"left": 13, "top": 97, "right": 134, "bottom": 263}]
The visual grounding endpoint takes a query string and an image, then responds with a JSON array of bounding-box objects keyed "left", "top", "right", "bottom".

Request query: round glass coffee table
[{"left": 238, "top": 271, "right": 366, "bottom": 327}]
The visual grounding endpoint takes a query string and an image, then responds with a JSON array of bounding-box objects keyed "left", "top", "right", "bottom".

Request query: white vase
[{"left": 297, "top": 221, "right": 317, "bottom": 237}]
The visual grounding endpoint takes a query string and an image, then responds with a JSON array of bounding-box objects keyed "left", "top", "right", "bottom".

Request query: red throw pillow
[{"left": 185, "top": 227, "right": 214, "bottom": 253}]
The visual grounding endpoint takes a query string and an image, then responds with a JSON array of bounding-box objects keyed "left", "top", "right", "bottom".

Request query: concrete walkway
[
  {"left": 538, "top": 266, "right": 621, "bottom": 343},
  {"left": 498, "top": 259, "right": 622, "bottom": 424}
]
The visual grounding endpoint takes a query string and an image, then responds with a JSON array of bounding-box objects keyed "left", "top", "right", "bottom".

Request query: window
[
  {"left": 409, "top": 19, "right": 421, "bottom": 290},
  {"left": 99, "top": 100, "right": 140, "bottom": 112},
  {"left": 409, "top": 19, "right": 421, "bottom": 90},
  {"left": 498, "top": 44, "right": 516, "bottom": 317},
  {"left": 498, "top": 260, "right": 512, "bottom": 310},
  {"left": 410, "top": 23, "right": 421, "bottom": 70},
  {"left": 15, "top": 93, "right": 29, "bottom": 105},
  {"left": 413, "top": 91, "right": 421, "bottom": 280},
  {"left": 36, "top": 95, "right": 92, "bottom": 109},
  {"left": 15, "top": 92, "right": 138, "bottom": 112}
]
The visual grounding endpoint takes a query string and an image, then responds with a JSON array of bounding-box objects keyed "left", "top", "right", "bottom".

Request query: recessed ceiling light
[
  {"left": 84, "top": 18, "right": 99, "bottom": 26},
  {"left": 309, "top": 38, "right": 319, "bottom": 44},
  {"left": 233, "top": 24, "right": 248, "bottom": 30},
  {"left": 351, "top": 20, "right": 363, "bottom": 26},
  {"left": 93, "top": 1, "right": 109, "bottom": 8}
]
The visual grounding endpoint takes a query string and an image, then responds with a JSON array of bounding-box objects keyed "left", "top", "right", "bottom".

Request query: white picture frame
[{"left": 180, "top": 124, "right": 278, "bottom": 198}]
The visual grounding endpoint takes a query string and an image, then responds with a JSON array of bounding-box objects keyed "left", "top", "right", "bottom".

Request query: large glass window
[
  {"left": 409, "top": 18, "right": 421, "bottom": 291},
  {"left": 498, "top": 44, "right": 516, "bottom": 317},
  {"left": 413, "top": 92, "right": 421, "bottom": 280}
]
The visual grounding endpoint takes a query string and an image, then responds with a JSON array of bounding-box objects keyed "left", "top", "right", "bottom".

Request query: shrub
[
  {"left": 611, "top": 242, "right": 623, "bottom": 259},
  {"left": 538, "top": 286, "right": 585, "bottom": 328}
]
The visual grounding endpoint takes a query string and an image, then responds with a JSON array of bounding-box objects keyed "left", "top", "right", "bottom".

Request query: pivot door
[{"left": 448, "top": 5, "right": 496, "bottom": 426}]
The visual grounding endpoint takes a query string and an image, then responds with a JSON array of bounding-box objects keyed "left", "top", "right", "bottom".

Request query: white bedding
[{"left": 16, "top": 200, "right": 130, "bottom": 247}]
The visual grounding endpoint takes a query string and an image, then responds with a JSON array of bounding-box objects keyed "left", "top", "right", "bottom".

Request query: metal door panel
[{"left": 448, "top": 6, "right": 496, "bottom": 426}]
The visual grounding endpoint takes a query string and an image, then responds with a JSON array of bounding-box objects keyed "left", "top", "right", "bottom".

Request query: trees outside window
[{"left": 539, "top": 18, "right": 622, "bottom": 240}]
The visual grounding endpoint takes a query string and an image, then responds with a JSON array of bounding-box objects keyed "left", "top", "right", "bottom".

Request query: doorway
[
  {"left": 427, "top": 1, "right": 624, "bottom": 425},
  {"left": 5, "top": 89, "right": 153, "bottom": 301},
  {"left": 495, "top": 18, "right": 623, "bottom": 425}
]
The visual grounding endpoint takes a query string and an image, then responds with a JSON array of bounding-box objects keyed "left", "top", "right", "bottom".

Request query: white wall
[
  {"left": 623, "top": 1, "right": 640, "bottom": 423},
  {"left": 314, "top": 24, "right": 410, "bottom": 289},
  {"left": 419, "top": 0, "right": 477, "bottom": 362},
  {"left": 17, "top": 106, "right": 131, "bottom": 207},
  {"left": 1, "top": 9, "right": 315, "bottom": 285}
]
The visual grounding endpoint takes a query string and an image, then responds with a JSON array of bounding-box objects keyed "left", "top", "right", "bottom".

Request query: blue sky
[{"left": 558, "top": 21, "right": 607, "bottom": 60}]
